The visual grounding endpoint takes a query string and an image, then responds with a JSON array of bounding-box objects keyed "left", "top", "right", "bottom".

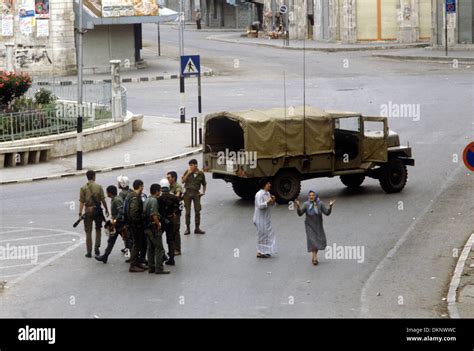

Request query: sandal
[
  {"left": 312, "top": 258, "right": 319, "bottom": 265},
  {"left": 257, "top": 253, "right": 270, "bottom": 258}
]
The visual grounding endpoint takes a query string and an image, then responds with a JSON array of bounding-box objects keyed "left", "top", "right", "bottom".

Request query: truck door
[
  {"left": 333, "top": 116, "right": 362, "bottom": 170},
  {"left": 361, "top": 116, "right": 388, "bottom": 163}
]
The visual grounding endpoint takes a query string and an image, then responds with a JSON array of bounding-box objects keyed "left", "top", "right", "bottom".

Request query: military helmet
[{"left": 159, "top": 178, "right": 170, "bottom": 190}]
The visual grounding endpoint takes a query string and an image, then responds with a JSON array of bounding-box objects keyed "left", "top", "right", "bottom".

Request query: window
[
  {"left": 335, "top": 117, "right": 360, "bottom": 132},
  {"left": 364, "top": 120, "right": 384, "bottom": 138}
]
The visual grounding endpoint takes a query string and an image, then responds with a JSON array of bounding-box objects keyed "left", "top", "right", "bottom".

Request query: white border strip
[{"left": 447, "top": 232, "right": 474, "bottom": 319}]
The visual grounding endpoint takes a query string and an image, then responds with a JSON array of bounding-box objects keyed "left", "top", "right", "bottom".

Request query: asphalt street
[{"left": 0, "top": 24, "right": 472, "bottom": 318}]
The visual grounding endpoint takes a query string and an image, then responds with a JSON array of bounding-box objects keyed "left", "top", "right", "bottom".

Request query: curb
[
  {"left": 206, "top": 35, "right": 430, "bottom": 52},
  {"left": 447, "top": 232, "right": 474, "bottom": 319},
  {"left": 0, "top": 148, "right": 203, "bottom": 185},
  {"left": 33, "top": 70, "right": 214, "bottom": 86},
  {"left": 372, "top": 54, "right": 474, "bottom": 64}
]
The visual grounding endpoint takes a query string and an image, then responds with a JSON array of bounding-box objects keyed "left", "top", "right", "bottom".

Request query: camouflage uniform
[{"left": 79, "top": 181, "right": 105, "bottom": 255}]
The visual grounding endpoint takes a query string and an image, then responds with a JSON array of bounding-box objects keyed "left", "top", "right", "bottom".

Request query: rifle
[
  {"left": 91, "top": 194, "right": 106, "bottom": 227},
  {"left": 73, "top": 214, "right": 86, "bottom": 228}
]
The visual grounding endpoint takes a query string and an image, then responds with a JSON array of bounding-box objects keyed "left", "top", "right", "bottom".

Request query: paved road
[{"left": 0, "top": 25, "right": 472, "bottom": 318}]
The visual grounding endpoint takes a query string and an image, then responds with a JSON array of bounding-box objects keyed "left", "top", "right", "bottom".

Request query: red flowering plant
[{"left": 0, "top": 70, "right": 33, "bottom": 109}]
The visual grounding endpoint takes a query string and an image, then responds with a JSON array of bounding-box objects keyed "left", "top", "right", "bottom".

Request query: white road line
[
  {"left": 359, "top": 164, "right": 464, "bottom": 317},
  {"left": 35, "top": 241, "right": 78, "bottom": 247},
  {"left": 0, "top": 229, "right": 32, "bottom": 235},
  {"left": 8, "top": 239, "right": 83, "bottom": 288},
  {"left": 447, "top": 233, "right": 474, "bottom": 319},
  {"left": 0, "top": 262, "right": 35, "bottom": 270},
  {"left": 0, "top": 233, "right": 76, "bottom": 243}
]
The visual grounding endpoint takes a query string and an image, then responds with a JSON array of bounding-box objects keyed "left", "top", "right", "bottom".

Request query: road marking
[
  {"left": 447, "top": 232, "right": 474, "bottom": 319},
  {"left": 359, "top": 164, "right": 464, "bottom": 317},
  {"left": 0, "top": 227, "right": 82, "bottom": 288},
  {"left": 0, "top": 229, "right": 32, "bottom": 235},
  {"left": 0, "top": 233, "right": 76, "bottom": 243}
]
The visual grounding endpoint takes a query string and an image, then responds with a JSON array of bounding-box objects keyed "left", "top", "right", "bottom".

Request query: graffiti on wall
[{"left": 15, "top": 45, "right": 52, "bottom": 68}]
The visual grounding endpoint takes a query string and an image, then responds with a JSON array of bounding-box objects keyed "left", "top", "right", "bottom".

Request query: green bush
[{"left": 34, "top": 88, "right": 57, "bottom": 105}]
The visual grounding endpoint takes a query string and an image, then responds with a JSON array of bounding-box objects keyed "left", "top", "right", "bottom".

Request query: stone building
[
  {"left": 165, "top": 0, "right": 257, "bottom": 29},
  {"left": 0, "top": 1, "right": 178, "bottom": 76},
  {"left": 431, "top": 0, "right": 474, "bottom": 47},
  {"left": 314, "top": 0, "right": 432, "bottom": 43},
  {"left": 0, "top": 0, "right": 76, "bottom": 76}
]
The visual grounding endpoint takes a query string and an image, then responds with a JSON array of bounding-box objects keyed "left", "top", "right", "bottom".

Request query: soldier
[
  {"left": 117, "top": 175, "right": 132, "bottom": 257},
  {"left": 181, "top": 159, "right": 207, "bottom": 235},
  {"left": 158, "top": 179, "right": 180, "bottom": 266},
  {"left": 127, "top": 179, "right": 147, "bottom": 273},
  {"left": 167, "top": 171, "right": 183, "bottom": 255},
  {"left": 95, "top": 185, "right": 124, "bottom": 264},
  {"left": 143, "top": 184, "right": 170, "bottom": 275},
  {"left": 79, "top": 170, "right": 109, "bottom": 258}
]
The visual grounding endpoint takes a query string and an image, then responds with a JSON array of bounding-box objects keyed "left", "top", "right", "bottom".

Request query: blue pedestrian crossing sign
[{"left": 181, "top": 55, "right": 201, "bottom": 77}]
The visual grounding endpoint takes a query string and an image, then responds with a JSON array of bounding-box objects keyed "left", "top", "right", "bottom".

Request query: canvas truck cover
[{"left": 205, "top": 106, "right": 338, "bottom": 159}]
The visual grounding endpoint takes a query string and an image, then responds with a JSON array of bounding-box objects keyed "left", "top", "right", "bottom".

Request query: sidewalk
[
  {"left": 206, "top": 32, "right": 430, "bottom": 52},
  {"left": 33, "top": 51, "right": 214, "bottom": 84},
  {"left": 372, "top": 48, "right": 474, "bottom": 64},
  {"left": 0, "top": 116, "right": 202, "bottom": 184},
  {"left": 451, "top": 233, "right": 474, "bottom": 318}
]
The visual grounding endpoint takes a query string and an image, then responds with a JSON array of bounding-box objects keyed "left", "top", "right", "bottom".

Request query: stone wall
[{"left": 0, "top": 0, "right": 76, "bottom": 76}]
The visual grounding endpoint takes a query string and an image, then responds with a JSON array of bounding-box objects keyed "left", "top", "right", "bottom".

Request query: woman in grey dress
[{"left": 296, "top": 191, "right": 335, "bottom": 265}]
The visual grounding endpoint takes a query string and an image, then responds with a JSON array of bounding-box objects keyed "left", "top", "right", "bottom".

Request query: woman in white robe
[{"left": 253, "top": 179, "right": 276, "bottom": 258}]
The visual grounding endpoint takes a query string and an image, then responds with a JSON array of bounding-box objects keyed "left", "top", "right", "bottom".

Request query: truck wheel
[
  {"left": 379, "top": 159, "right": 408, "bottom": 193},
  {"left": 232, "top": 179, "right": 259, "bottom": 200},
  {"left": 340, "top": 174, "right": 365, "bottom": 188},
  {"left": 272, "top": 170, "right": 301, "bottom": 204}
]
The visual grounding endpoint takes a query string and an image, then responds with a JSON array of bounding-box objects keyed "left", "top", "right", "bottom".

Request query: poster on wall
[
  {"left": 1, "top": 14, "right": 13, "bottom": 36},
  {"left": 35, "top": 0, "right": 49, "bottom": 19},
  {"left": 36, "top": 18, "right": 49, "bottom": 37},
  {"left": 20, "top": 16, "right": 33, "bottom": 35},
  {"left": 19, "top": 0, "right": 36, "bottom": 18},
  {"left": 1, "top": 0, "right": 14, "bottom": 16}
]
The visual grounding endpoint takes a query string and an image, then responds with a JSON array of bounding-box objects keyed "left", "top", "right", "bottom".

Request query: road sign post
[
  {"left": 445, "top": 0, "right": 456, "bottom": 57},
  {"left": 181, "top": 55, "right": 202, "bottom": 143}
]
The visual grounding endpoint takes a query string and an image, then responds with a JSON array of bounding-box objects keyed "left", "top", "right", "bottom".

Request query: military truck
[{"left": 203, "top": 106, "right": 414, "bottom": 203}]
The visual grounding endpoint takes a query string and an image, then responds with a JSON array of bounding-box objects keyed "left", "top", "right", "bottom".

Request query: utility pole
[
  {"left": 76, "top": 0, "right": 84, "bottom": 170},
  {"left": 179, "top": 0, "right": 186, "bottom": 123}
]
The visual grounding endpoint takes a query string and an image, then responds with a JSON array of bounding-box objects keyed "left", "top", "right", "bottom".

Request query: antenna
[
  {"left": 284, "top": 71, "right": 287, "bottom": 157},
  {"left": 303, "top": 14, "right": 307, "bottom": 156}
]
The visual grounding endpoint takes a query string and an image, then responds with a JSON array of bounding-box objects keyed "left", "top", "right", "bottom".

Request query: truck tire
[
  {"left": 272, "top": 170, "right": 301, "bottom": 204},
  {"left": 340, "top": 174, "right": 365, "bottom": 188},
  {"left": 232, "top": 179, "right": 259, "bottom": 200},
  {"left": 379, "top": 158, "right": 408, "bottom": 193}
]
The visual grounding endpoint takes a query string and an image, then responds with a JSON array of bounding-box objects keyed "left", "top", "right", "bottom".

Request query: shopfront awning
[{"left": 74, "top": 1, "right": 179, "bottom": 30}]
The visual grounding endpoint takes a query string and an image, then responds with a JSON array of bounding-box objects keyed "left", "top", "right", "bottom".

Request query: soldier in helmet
[{"left": 158, "top": 178, "right": 181, "bottom": 266}]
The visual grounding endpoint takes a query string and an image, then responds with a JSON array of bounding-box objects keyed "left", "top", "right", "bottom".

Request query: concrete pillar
[
  {"left": 328, "top": 0, "right": 339, "bottom": 42},
  {"left": 445, "top": 4, "right": 457, "bottom": 47},
  {"left": 314, "top": 0, "right": 324, "bottom": 40},
  {"left": 5, "top": 43, "right": 15, "bottom": 72},
  {"left": 110, "top": 60, "right": 123, "bottom": 122},
  {"left": 341, "top": 0, "right": 356, "bottom": 43},
  {"left": 398, "top": 0, "right": 419, "bottom": 43}
]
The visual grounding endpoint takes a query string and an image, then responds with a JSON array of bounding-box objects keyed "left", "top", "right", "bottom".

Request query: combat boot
[{"left": 95, "top": 255, "right": 108, "bottom": 264}]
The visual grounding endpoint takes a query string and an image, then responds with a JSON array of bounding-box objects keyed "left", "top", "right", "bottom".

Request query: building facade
[
  {"left": 431, "top": 0, "right": 474, "bottom": 47},
  {"left": 0, "top": 0, "right": 76, "bottom": 76},
  {"left": 314, "top": 0, "right": 432, "bottom": 43}
]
